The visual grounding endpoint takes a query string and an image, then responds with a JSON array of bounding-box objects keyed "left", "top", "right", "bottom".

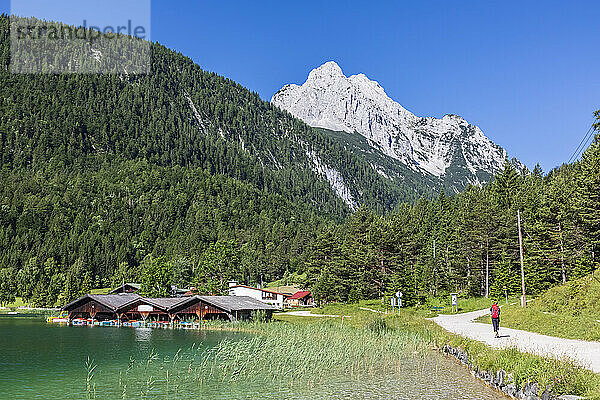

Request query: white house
[{"left": 228, "top": 282, "right": 287, "bottom": 309}]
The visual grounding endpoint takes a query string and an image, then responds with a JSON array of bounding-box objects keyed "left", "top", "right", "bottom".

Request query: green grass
[
  {"left": 90, "top": 288, "right": 111, "bottom": 295},
  {"left": 1, "top": 289, "right": 108, "bottom": 310},
  {"left": 273, "top": 313, "right": 328, "bottom": 325},
  {"left": 200, "top": 321, "right": 427, "bottom": 381},
  {"left": 90, "top": 318, "right": 428, "bottom": 397},
  {"left": 474, "top": 271, "right": 600, "bottom": 341},
  {"left": 272, "top": 300, "right": 600, "bottom": 398},
  {"left": 475, "top": 303, "right": 600, "bottom": 341},
  {"left": 3, "top": 297, "right": 26, "bottom": 308},
  {"left": 0, "top": 297, "right": 34, "bottom": 313},
  {"left": 264, "top": 272, "right": 306, "bottom": 289},
  {"left": 311, "top": 299, "right": 386, "bottom": 316}
]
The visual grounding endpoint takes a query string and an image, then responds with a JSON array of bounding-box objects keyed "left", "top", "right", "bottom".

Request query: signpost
[
  {"left": 450, "top": 293, "right": 458, "bottom": 313},
  {"left": 396, "top": 291, "right": 403, "bottom": 315},
  {"left": 503, "top": 286, "right": 508, "bottom": 304}
]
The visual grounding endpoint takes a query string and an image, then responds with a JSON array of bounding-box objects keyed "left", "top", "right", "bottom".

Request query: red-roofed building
[{"left": 286, "top": 291, "right": 313, "bottom": 307}]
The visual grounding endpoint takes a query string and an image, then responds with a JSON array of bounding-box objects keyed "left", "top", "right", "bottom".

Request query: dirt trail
[{"left": 432, "top": 308, "right": 600, "bottom": 373}]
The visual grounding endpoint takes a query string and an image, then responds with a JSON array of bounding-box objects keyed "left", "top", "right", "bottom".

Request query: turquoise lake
[{"left": 0, "top": 316, "right": 507, "bottom": 399}]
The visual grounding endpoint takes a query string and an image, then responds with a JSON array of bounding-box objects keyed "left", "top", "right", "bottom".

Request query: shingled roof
[
  {"left": 109, "top": 283, "right": 141, "bottom": 294},
  {"left": 62, "top": 293, "right": 142, "bottom": 312},
  {"left": 62, "top": 294, "right": 277, "bottom": 314},
  {"left": 145, "top": 297, "right": 189, "bottom": 310},
  {"left": 198, "top": 296, "right": 277, "bottom": 312}
]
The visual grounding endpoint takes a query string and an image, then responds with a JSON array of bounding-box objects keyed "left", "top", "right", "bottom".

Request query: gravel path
[{"left": 432, "top": 308, "right": 600, "bottom": 373}]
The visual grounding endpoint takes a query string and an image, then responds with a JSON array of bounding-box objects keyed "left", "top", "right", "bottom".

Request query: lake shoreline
[
  {"left": 6, "top": 303, "right": 599, "bottom": 399},
  {"left": 273, "top": 303, "right": 600, "bottom": 399},
  {"left": 0, "top": 316, "right": 507, "bottom": 399}
]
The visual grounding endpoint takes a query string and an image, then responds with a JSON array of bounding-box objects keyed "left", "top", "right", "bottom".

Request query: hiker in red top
[{"left": 490, "top": 301, "right": 501, "bottom": 338}]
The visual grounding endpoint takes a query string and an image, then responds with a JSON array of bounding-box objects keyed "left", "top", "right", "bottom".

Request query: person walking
[{"left": 490, "top": 301, "right": 501, "bottom": 338}]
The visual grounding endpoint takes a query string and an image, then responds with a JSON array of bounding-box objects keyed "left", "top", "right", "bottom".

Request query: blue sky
[{"left": 3, "top": 1, "right": 600, "bottom": 171}]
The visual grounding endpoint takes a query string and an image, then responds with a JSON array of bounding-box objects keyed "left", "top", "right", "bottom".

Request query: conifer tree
[{"left": 576, "top": 131, "right": 600, "bottom": 266}]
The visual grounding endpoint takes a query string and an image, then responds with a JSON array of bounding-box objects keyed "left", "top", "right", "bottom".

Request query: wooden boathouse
[{"left": 62, "top": 294, "right": 276, "bottom": 323}]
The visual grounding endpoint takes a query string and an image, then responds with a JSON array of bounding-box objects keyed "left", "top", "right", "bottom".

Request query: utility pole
[
  {"left": 558, "top": 222, "right": 567, "bottom": 285},
  {"left": 485, "top": 236, "right": 489, "bottom": 298},
  {"left": 433, "top": 239, "right": 437, "bottom": 296},
  {"left": 517, "top": 210, "right": 526, "bottom": 308}
]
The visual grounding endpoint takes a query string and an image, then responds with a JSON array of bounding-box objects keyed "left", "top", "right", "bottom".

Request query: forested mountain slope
[
  {"left": 0, "top": 15, "right": 426, "bottom": 304},
  {"left": 0, "top": 16, "right": 421, "bottom": 214}
]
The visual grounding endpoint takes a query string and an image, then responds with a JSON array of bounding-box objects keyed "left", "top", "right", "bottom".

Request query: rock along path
[{"left": 431, "top": 308, "right": 600, "bottom": 373}]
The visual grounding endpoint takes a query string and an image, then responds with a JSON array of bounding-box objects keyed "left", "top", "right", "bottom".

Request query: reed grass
[
  {"left": 106, "top": 317, "right": 429, "bottom": 397},
  {"left": 296, "top": 302, "right": 600, "bottom": 398},
  {"left": 85, "top": 356, "right": 97, "bottom": 400},
  {"left": 83, "top": 301, "right": 600, "bottom": 399}
]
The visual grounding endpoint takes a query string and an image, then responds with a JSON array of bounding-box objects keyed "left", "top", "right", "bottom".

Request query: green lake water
[{"left": 0, "top": 316, "right": 507, "bottom": 399}]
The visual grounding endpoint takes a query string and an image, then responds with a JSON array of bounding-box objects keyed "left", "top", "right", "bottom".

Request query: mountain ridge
[
  {"left": 272, "top": 61, "right": 523, "bottom": 191},
  {"left": 0, "top": 15, "right": 433, "bottom": 219}
]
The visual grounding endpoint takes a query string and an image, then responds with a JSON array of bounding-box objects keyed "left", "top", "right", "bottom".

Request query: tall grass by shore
[
  {"left": 88, "top": 318, "right": 429, "bottom": 398},
  {"left": 313, "top": 301, "right": 600, "bottom": 398},
  {"left": 79, "top": 301, "right": 600, "bottom": 399}
]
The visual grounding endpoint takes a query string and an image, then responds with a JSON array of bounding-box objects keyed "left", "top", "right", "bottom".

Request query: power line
[
  {"left": 578, "top": 127, "right": 597, "bottom": 161},
  {"left": 568, "top": 123, "right": 593, "bottom": 163},
  {"left": 568, "top": 123, "right": 595, "bottom": 164}
]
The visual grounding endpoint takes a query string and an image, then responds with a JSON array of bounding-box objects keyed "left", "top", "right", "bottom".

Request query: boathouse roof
[
  {"left": 62, "top": 294, "right": 277, "bottom": 314},
  {"left": 62, "top": 293, "right": 142, "bottom": 312},
  {"left": 145, "top": 297, "right": 189, "bottom": 310},
  {"left": 198, "top": 296, "right": 277, "bottom": 312}
]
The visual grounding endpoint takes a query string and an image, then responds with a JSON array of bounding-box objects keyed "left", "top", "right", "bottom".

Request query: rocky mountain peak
[
  {"left": 272, "top": 61, "right": 518, "bottom": 187},
  {"left": 307, "top": 61, "right": 344, "bottom": 82}
]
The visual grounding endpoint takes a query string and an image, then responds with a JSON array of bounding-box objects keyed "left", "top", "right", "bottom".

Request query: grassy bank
[
  {"left": 0, "top": 296, "right": 57, "bottom": 315},
  {"left": 83, "top": 318, "right": 431, "bottom": 399},
  {"left": 274, "top": 300, "right": 600, "bottom": 398},
  {"left": 1, "top": 297, "right": 26, "bottom": 309},
  {"left": 475, "top": 271, "right": 600, "bottom": 341},
  {"left": 1, "top": 290, "right": 109, "bottom": 311},
  {"left": 475, "top": 303, "right": 600, "bottom": 341},
  {"left": 307, "top": 295, "right": 520, "bottom": 317}
]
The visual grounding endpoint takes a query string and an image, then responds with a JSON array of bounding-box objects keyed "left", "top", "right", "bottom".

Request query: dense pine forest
[
  {"left": 0, "top": 15, "right": 415, "bottom": 306},
  {"left": 0, "top": 15, "right": 598, "bottom": 307},
  {"left": 304, "top": 131, "right": 600, "bottom": 304}
]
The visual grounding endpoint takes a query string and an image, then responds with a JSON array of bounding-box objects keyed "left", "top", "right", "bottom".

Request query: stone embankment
[{"left": 442, "top": 345, "right": 582, "bottom": 400}]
